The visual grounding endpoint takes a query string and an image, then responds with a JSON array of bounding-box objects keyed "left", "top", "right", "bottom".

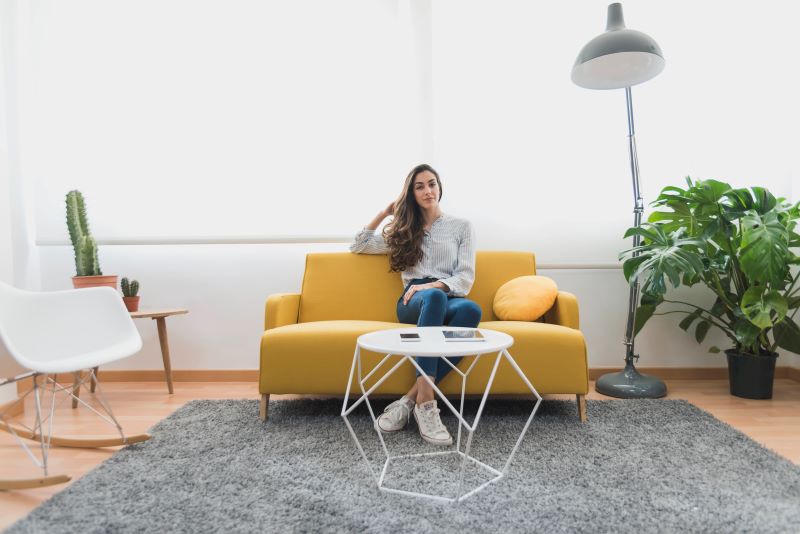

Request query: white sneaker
[
  {"left": 377, "top": 396, "right": 415, "bottom": 433},
  {"left": 413, "top": 400, "right": 453, "bottom": 446}
]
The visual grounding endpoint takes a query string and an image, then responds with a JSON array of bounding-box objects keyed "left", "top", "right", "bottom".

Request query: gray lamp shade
[{"left": 572, "top": 3, "right": 664, "bottom": 90}]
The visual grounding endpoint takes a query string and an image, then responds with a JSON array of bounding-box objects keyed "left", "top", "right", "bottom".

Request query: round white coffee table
[{"left": 340, "top": 326, "right": 542, "bottom": 503}]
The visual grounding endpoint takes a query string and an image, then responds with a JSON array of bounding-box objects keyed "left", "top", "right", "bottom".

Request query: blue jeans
[{"left": 396, "top": 278, "right": 482, "bottom": 384}]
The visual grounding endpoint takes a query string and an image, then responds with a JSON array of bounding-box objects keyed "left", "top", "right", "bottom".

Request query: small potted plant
[
  {"left": 67, "top": 190, "right": 117, "bottom": 289},
  {"left": 620, "top": 177, "right": 800, "bottom": 399},
  {"left": 121, "top": 277, "right": 140, "bottom": 312}
]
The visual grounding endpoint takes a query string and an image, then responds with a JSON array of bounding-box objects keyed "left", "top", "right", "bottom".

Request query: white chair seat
[
  {"left": 0, "top": 283, "right": 143, "bottom": 372},
  {"left": 30, "top": 338, "right": 143, "bottom": 374}
]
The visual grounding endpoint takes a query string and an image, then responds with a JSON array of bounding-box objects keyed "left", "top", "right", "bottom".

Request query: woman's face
[{"left": 412, "top": 170, "right": 440, "bottom": 210}]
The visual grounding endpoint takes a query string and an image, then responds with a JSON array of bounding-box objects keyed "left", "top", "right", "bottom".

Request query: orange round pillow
[{"left": 492, "top": 275, "right": 558, "bottom": 321}]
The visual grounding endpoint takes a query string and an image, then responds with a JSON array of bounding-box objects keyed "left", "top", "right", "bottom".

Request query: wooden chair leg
[
  {"left": 71, "top": 371, "right": 82, "bottom": 409},
  {"left": 259, "top": 394, "right": 270, "bottom": 422},
  {"left": 0, "top": 474, "right": 72, "bottom": 491},
  {"left": 90, "top": 366, "right": 99, "bottom": 393},
  {"left": 577, "top": 394, "right": 587, "bottom": 422}
]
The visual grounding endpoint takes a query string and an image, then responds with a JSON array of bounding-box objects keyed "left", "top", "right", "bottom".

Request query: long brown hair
[{"left": 383, "top": 164, "right": 442, "bottom": 272}]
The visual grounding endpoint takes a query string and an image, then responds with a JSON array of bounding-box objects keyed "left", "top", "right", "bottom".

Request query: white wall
[{"left": 37, "top": 239, "right": 785, "bottom": 373}]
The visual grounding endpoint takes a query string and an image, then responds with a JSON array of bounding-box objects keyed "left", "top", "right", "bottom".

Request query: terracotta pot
[
  {"left": 72, "top": 275, "right": 118, "bottom": 290},
  {"left": 123, "top": 296, "right": 140, "bottom": 312}
]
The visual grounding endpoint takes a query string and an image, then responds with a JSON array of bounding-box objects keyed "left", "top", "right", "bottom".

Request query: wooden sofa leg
[
  {"left": 577, "top": 394, "right": 587, "bottom": 422},
  {"left": 259, "top": 394, "right": 270, "bottom": 422}
]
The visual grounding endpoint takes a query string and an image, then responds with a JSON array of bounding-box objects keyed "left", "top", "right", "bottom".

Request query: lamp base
[{"left": 595, "top": 361, "right": 667, "bottom": 399}]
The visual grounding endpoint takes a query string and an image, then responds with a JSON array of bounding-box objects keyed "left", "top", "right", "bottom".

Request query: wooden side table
[{"left": 88, "top": 308, "right": 188, "bottom": 396}]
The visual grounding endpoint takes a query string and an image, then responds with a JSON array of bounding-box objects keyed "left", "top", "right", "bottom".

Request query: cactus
[
  {"left": 121, "top": 277, "right": 139, "bottom": 297},
  {"left": 66, "top": 190, "right": 102, "bottom": 276}
]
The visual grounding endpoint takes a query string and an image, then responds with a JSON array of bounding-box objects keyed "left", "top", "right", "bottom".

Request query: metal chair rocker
[{"left": 0, "top": 282, "right": 150, "bottom": 490}]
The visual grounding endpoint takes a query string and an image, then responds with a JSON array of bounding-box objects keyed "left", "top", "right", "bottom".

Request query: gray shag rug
[{"left": 6, "top": 398, "right": 800, "bottom": 533}]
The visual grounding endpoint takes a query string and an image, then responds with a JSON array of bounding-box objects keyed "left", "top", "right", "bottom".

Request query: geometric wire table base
[{"left": 341, "top": 344, "right": 542, "bottom": 503}]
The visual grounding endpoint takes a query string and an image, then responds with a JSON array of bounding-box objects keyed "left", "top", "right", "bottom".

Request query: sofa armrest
[
  {"left": 264, "top": 293, "right": 301, "bottom": 330},
  {"left": 543, "top": 291, "right": 580, "bottom": 330}
]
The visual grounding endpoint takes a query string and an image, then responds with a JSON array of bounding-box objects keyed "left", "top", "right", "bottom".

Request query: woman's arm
[
  {"left": 437, "top": 221, "right": 476, "bottom": 297},
  {"left": 349, "top": 203, "right": 393, "bottom": 254}
]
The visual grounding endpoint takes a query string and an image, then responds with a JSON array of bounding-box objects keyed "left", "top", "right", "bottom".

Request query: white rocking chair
[{"left": 0, "top": 281, "right": 150, "bottom": 490}]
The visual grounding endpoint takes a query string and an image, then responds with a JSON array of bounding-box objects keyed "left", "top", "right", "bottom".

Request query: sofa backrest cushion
[
  {"left": 297, "top": 251, "right": 537, "bottom": 323},
  {"left": 471, "top": 251, "right": 537, "bottom": 321},
  {"left": 299, "top": 253, "right": 404, "bottom": 323}
]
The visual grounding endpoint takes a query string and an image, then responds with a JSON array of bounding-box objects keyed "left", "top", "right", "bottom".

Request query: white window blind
[
  {"left": 27, "top": 0, "right": 424, "bottom": 242},
  {"left": 13, "top": 0, "right": 800, "bottom": 264}
]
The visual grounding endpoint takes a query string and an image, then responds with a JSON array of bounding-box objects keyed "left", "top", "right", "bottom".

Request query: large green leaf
[
  {"left": 622, "top": 255, "right": 649, "bottom": 283},
  {"left": 740, "top": 286, "right": 787, "bottom": 329},
  {"left": 622, "top": 225, "right": 662, "bottom": 243},
  {"left": 621, "top": 225, "right": 705, "bottom": 298},
  {"left": 648, "top": 202, "right": 695, "bottom": 235},
  {"left": 722, "top": 187, "right": 777, "bottom": 220},
  {"left": 695, "top": 320, "right": 711, "bottom": 343},
  {"left": 732, "top": 318, "right": 761, "bottom": 348},
  {"left": 723, "top": 188, "right": 755, "bottom": 218},
  {"left": 773, "top": 317, "right": 800, "bottom": 354},
  {"left": 691, "top": 179, "right": 732, "bottom": 205},
  {"left": 633, "top": 293, "right": 664, "bottom": 335},
  {"left": 739, "top": 211, "right": 790, "bottom": 286},
  {"left": 679, "top": 309, "right": 702, "bottom": 331},
  {"left": 710, "top": 297, "right": 728, "bottom": 317},
  {"left": 633, "top": 304, "right": 656, "bottom": 336},
  {"left": 650, "top": 185, "right": 692, "bottom": 207},
  {"left": 751, "top": 187, "right": 778, "bottom": 214}
]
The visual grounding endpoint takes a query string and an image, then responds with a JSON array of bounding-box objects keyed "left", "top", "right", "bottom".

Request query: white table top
[{"left": 357, "top": 326, "right": 513, "bottom": 357}]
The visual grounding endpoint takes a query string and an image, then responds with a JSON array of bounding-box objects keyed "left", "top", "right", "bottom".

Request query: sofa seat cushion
[
  {"left": 260, "top": 320, "right": 415, "bottom": 394},
  {"left": 432, "top": 321, "right": 589, "bottom": 394},
  {"left": 261, "top": 319, "right": 588, "bottom": 396}
]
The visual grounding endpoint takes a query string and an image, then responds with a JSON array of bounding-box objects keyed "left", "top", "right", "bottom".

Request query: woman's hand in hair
[
  {"left": 365, "top": 202, "right": 396, "bottom": 231},
  {"left": 381, "top": 202, "right": 395, "bottom": 219}
]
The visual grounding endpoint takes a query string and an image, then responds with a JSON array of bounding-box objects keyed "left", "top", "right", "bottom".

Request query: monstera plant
[{"left": 620, "top": 177, "right": 800, "bottom": 399}]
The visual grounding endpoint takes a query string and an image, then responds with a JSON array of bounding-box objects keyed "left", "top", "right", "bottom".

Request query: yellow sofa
[{"left": 259, "top": 251, "right": 589, "bottom": 421}]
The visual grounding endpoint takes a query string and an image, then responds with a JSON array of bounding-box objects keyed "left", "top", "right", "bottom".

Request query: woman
[{"left": 350, "top": 163, "right": 481, "bottom": 446}]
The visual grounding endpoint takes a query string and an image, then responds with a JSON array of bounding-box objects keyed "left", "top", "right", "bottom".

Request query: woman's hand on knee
[{"left": 402, "top": 281, "right": 447, "bottom": 305}]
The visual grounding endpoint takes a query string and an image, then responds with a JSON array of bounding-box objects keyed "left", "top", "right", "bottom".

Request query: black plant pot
[{"left": 725, "top": 349, "right": 778, "bottom": 400}]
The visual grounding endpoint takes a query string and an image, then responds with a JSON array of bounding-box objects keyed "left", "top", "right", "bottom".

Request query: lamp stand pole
[{"left": 595, "top": 87, "right": 667, "bottom": 399}]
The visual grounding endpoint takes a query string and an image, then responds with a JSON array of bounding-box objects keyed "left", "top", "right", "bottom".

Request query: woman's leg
[
  {"left": 396, "top": 287, "right": 448, "bottom": 403},
  {"left": 434, "top": 298, "right": 482, "bottom": 383}
]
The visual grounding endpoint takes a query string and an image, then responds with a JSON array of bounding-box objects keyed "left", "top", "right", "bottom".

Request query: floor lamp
[{"left": 572, "top": 3, "right": 667, "bottom": 398}]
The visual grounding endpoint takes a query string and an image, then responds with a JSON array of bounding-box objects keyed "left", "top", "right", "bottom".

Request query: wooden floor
[{"left": 1, "top": 378, "right": 799, "bottom": 530}]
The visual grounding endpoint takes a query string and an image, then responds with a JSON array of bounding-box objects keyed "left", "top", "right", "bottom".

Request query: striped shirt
[{"left": 349, "top": 213, "right": 476, "bottom": 297}]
